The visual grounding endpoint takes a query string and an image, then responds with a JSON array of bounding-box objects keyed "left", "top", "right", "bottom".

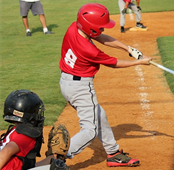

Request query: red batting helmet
[{"left": 76, "top": 3, "right": 115, "bottom": 38}]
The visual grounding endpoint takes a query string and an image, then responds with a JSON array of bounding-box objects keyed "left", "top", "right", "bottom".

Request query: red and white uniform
[
  {"left": 60, "top": 22, "right": 117, "bottom": 77},
  {"left": 59, "top": 22, "right": 119, "bottom": 158},
  {"left": 0, "top": 126, "right": 36, "bottom": 170}
]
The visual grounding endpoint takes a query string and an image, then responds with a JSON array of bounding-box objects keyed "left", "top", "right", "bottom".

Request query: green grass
[
  {"left": 140, "top": 0, "right": 174, "bottom": 13},
  {"left": 157, "top": 36, "right": 174, "bottom": 94},
  {"left": 0, "top": 0, "right": 174, "bottom": 130}
]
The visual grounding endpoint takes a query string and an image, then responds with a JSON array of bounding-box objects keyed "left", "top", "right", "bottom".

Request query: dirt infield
[{"left": 1, "top": 12, "right": 174, "bottom": 170}]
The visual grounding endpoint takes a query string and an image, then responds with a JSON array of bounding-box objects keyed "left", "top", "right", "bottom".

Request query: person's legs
[
  {"left": 22, "top": 16, "right": 29, "bottom": 30},
  {"left": 97, "top": 104, "right": 139, "bottom": 167},
  {"left": 22, "top": 16, "right": 31, "bottom": 36},
  {"left": 60, "top": 72, "right": 140, "bottom": 167},
  {"left": 20, "top": 0, "right": 32, "bottom": 36},
  {"left": 31, "top": 1, "right": 53, "bottom": 34},
  {"left": 60, "top": 74, "right": 99, "bottom": 157},
  {"left": 129, "top": 4, "right": 146, "bottom": 28},
  {"left": 39, "top": 14, "right": 47, "bottom": 29},
  {"left": 129, "top": 3, "right": 141, "bottom": 23},
  {"left": 60, "top": 72, "right": 118, "bottom": 158},
  {"left": 118, "top": 0, "right": 126, "bottom": 32},
  {"left": 39, "top": 14, "right": 53, "bottom": 34},
  {"left": 97, "top": 105, "right": 119, "bottom": 154}
]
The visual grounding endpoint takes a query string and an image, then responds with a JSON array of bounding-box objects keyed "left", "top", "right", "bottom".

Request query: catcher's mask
[
  {"left": 76, "top": 3, "right": 115, "bottom": 38},
  {"left": 3, "top": 90, "right": 45, "bottom": 127}
]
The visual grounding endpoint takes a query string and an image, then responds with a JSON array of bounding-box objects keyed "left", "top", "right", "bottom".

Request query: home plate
[{"left": 129, "top": 27, "right": 148, "bottom": 31}]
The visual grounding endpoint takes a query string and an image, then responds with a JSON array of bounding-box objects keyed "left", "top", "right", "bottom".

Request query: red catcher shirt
[
  {"left": 0, "top": 126, "right": 36, "bottom": 170},
  {"left": 59, "top": 22, "right": 117, "bottom": 77}
]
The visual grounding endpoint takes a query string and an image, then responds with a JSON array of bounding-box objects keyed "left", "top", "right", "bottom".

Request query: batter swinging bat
[{"left": 149, "top": 61, "right": 174, "bottom": 75}]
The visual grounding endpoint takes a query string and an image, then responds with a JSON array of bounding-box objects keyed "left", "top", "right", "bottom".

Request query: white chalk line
[{"left": 135, "top": 66, "right": 155, "bottom": 137}]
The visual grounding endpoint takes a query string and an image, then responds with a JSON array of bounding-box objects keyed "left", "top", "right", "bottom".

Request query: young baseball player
[
  {"left": 0, "top": 90, "right": 69, "bottom": 170},
  {"left": 118, "top": 0, "right": 146, "bottom": 32},
  {"left": 59, "top": 3, "right": 152, "bottom": 167}
]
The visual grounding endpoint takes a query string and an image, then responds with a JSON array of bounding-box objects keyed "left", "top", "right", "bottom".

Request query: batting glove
[
  {"left": 137, "top": 6, "right": 142, "bottom": 11},
  {"left": 122, "top": 8, "right": 127, "bottom": 15},
  {"left": 128, "top": 46, "right": 143, "bottom": 60}
]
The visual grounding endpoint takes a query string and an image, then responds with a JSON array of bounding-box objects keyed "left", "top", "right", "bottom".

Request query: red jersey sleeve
[{"left": 89, "top": 50, "right": 117, "bottom": 66}]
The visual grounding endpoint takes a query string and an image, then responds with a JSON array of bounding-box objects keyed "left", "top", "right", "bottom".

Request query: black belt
[
  {"left": 73, "top": 75, "right": 81, "bottom": 81},
  {"left": 61, "top": 71, "right": 81, "bottom": 81}
]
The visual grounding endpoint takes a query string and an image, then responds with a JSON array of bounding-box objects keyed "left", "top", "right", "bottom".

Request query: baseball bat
[{"left": 149, "top": 61, "right": 174, "bottom": 75}]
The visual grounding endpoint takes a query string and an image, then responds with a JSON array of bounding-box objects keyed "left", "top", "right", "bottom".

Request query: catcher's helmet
[
  {"left": 3, "top": 90, "right": 45, "bottom": 126},
  {"left": 76, "top": 3, "right": 115, "bottom": 38}
]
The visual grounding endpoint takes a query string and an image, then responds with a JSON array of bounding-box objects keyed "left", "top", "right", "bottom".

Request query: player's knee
[{"left": 83, "top": 127, "right": 98, "bottom": 140}]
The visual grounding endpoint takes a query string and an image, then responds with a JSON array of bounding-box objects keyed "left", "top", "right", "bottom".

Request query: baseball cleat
[
  {"left": 107, "top": 149, "right": 140, "bottom": 167},
  {"left": 120, "top": 26, "right": 125, "bottom": 33},
  {"left": 136, "top": 23, "right": 146, "bottom": 29}
]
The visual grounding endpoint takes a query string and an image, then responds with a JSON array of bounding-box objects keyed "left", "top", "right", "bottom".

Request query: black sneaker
[
  {"left": 44, "top": 30, "right": 54, "bottom": 34},
  {"left": 121, "top": 26, "right": 125, "bottom": 33},
  {"left": 136, "top": 23, "right": 146, "bottom": 28},
  {"left": 26, "top": 31, "right": 32, "bottom": 36},
  {"left": 107, "top": 149, "right": 140, "bottom": 167}
]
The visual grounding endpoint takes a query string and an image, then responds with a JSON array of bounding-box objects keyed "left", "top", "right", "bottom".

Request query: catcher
[{"left": 0, "top": 90, "right": 70, "bottom": 170}]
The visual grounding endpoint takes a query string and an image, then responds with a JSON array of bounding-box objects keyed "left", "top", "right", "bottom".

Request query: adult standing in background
[
  {"left": 118, "top": 0, "right": 146, "bottom": 33},
  {"left": 19, "top": 0, "right": 54, "bottom": 36}
]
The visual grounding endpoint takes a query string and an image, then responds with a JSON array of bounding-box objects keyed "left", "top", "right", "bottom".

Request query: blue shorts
[{"left": 20, "top": 0, "right": 44, "bottom": 16}]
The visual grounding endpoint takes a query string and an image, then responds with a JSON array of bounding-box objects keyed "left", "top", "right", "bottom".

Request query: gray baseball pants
[
  {"left": 118, "top": 0, "right": 141, "bottom": 26},
  {"left": 59, "top": 72, "right": 119, "bottom": 158}
]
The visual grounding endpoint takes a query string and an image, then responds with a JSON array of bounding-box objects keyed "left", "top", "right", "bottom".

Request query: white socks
[
  {"left": 26, "top": 29, "right": 31, "bottom": 33},
  {"left": 26, "top": 28, "right": 49, "bottom": 33},
  {"left": 43, "top": 27, "right": 48, "bottom": 33}
]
